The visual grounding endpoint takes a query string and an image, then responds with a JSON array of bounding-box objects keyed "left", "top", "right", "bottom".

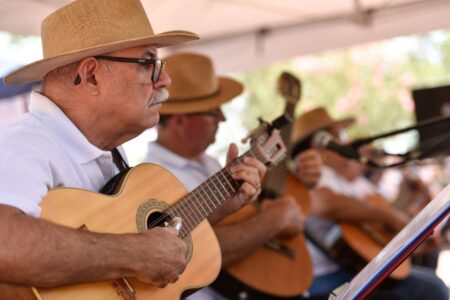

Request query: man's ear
[{"left": 75, "top": 58, "right": 101, "bottom": 94}]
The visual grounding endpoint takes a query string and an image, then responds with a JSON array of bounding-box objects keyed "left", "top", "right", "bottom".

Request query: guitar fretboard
[{"left": 166, "top": 147, "right": 266, "bottom": 238}]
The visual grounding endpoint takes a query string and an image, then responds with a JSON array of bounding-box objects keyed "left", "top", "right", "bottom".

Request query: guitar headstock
[
  {"left": 246, "top": 115, "right": 290, "bottom": 168},
  {"left": 277, "top": 72, "right": 302, "bottom": 106}
]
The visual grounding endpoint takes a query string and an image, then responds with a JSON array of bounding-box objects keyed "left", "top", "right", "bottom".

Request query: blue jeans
[{"left": 308, "top": 266, "right": 449, "bottom": 300}]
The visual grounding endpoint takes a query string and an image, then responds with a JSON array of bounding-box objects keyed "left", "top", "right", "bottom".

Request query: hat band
[{"left": 169, "top": 88, "right": 221, "bottom": 102}]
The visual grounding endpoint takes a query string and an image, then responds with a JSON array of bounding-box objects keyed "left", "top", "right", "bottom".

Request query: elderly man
[
  {"left": 0, "top": 0, "right": 265, "bottom": 292},
  {"left": 290, "top": 107, "right": 449, "bottom": 300},
  {"left": 144, "top": 52, "right": 323, "bottom": 299}
]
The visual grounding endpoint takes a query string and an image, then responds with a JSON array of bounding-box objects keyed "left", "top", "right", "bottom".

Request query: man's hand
[
  {"left": 261, "top": 195, "right": 305, "bottom": 238},
  {"left": 208, "top": 143, "right": 266, "bottom": 224},
  {"left": 134, "top": 227, "right": 187, "bottom": 288},
  {"left": 293, "top": 149, "right": 322, "bottom": 189}
]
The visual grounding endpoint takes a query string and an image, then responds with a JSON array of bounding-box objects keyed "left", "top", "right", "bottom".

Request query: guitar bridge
[{"left": 264, "top": 239, "right": 295, "bottom": 260}]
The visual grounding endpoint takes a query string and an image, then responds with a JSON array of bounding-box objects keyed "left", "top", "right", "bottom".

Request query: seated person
[
  {"left": 289, "top": 107, "right": 449, "bottom": 300},
  {"left": 143, "top": 52, "right": 320, "bottom": 299},
  {"left": 0, "top": 1, "right": 265, "bottom": 295}
]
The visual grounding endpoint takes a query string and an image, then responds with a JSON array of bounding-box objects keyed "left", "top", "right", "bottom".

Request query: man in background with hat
[
  {"left": 290, "top": 107, "right": 448, "bottom": 300},
  {"left": 0, "top": 0, "right": 265, "bottom": 290},
  {"left": 144, "top": 52, "right": 322, "bottom": 299}
]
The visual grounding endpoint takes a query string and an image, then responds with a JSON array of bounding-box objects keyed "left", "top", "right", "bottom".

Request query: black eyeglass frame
[{"left": 73, "top": 55, "right": 165, "bottom": 85}]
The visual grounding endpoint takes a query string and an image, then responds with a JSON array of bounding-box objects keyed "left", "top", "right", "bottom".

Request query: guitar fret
[
  {"left": 216, "top": 176, "right": 231, "bottom": 197},
  {"left": 176, "top": 195, "right": 200, "bottom": 236},
  {"left": 218, "top": 169, "right": 235, "bottom": 191},
  {"left": 223, "top": 167, "right": 240, "bottom": 190},
  {"left": 175, "top": 197, "right": 197, "bottom": 229},
  {"left": 185, "top": 194, "right": 204, "bottom": 224},
  {"left": 205, "top": 178, "right": 222, "bottom": 208},
  {"left": 194, "top": 185, "right": 213, "bottom": 217},
  {"left": 212, "top": 175, "right": 230, "bottom": 199},
  {"left": 198, "top": 185, "right": 217, "bottom": 214},
  {"left": 168, "top": 204, "right": 195, "bottom": 233}
]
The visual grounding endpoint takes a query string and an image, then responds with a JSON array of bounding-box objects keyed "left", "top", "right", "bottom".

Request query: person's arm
[
  {"left": 0, "top": 204, "right": 186, "bottom": 288},
  {"left": 213, "top": 196, "right": 304, "bottom": 266},
  {"left": 310, "top": 188, "right": 408, "bottom": 231}
]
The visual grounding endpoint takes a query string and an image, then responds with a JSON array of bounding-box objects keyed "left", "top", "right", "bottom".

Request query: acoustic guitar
[
  {"left": 0, "top": 116, "right": 288, "bottom": 300},
  {"left": 306, "top": 194, "right": 411, "bottom": 280},
  {"left": 214, "top": 72, "right": 314, "bottom": 298}
]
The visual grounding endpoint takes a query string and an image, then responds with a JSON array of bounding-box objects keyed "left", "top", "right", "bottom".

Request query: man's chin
[{"left": 144, "top": 112, "right": 160, "bottom": 129}]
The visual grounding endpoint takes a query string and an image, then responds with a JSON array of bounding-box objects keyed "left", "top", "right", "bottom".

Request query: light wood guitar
[
  {"left": 0, "top": 117, "right": 288, "bottom": 300},
  {"left": 216, "top": 72, "right": 314, "bottom": 298},
  {"left": 306, "top": 194, "right": 411, "bottom": 281}
]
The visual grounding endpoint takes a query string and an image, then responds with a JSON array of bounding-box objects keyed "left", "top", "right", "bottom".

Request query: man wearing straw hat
[
  {"left": 290, "top": 107, "right": 448, "bottom": 300},
  {"left": 144, "top": 52, "right": 323, "bottom": 299},
  {"left": 0, "top": 0, "right": 266, "bottom": 290}
]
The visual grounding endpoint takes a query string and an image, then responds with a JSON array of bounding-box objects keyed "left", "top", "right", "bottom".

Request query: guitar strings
[
  {"left": 145, "top": 149, "right": 263, "bottom": 232},
  {"left": 144, "top": 154, "right": 247, "bottom": 233}
]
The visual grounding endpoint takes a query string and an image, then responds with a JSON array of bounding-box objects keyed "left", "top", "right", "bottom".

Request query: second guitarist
[
  {"left": 143, "top": 53, "right": 322, "bottom": 300},
  {"left": 291, "top": 107, "right": 448, "bottom": 300}
]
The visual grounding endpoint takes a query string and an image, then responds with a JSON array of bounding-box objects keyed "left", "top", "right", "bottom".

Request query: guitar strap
[
  {"left": 111, "top": 147, "right": 129, "bottom": 172},
  {"left": 99, "top": 148, "right": 130, "bottom": 195}
]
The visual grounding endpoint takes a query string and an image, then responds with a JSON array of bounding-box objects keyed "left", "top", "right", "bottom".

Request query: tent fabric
[{"left": 1, "top": 0, "right": 450, "bottom": 73}]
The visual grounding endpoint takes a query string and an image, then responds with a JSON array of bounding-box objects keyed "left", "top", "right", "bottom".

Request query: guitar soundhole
[
  {"left": 146, "top": 211, "right": 170, "bottom": 229},
  {"left": 136, "top": 200, "right": 194, "bottom": 264}
]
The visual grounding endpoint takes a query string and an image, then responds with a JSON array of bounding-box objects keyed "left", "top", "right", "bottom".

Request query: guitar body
[
  {"left": 219, "top": 178, "right": 313, "bottom": 297},
  {"left": 4, "top": 164, "right": 221, "bottom": 300},
  {"left": 340, "top": 195, "right": 411, "bottom": 279},
  {"left": 306, "top": 194, "right": 411, "bottom": 280}
]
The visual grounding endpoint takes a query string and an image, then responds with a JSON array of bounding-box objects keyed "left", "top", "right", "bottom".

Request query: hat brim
[
  {"left": 159, "top": 77, "right": 244, "bottom": 114},
  {"left": 4, "top": 30, "right": 199, "bottom": 85},
  {"left": 293, "top": 116, "right": 355, "bottom": 145}
]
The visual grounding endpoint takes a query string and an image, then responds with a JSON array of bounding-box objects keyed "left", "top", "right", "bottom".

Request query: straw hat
[
  {"left": 4, "top": 0, "right": 199, "bottom": 85},
  {"left": 291, "top": 107, "right": 355, "bottom": 144},
  {"left": 159, "top": 52, "right": 243, "bottom": 114}
]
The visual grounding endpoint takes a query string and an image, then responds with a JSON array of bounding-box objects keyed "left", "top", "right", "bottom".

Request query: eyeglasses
[{"left": 73, "top": 55, "right": 165, "bottom": 85}]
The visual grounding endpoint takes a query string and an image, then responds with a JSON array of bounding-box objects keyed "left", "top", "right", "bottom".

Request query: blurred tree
[{"left": 237, "top": 29, "right": 450, "bottom": 144}]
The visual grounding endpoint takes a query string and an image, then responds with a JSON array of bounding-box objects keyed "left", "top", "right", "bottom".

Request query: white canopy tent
[{"left": 1, "top": 0, "right": 450, "bottom": 73}]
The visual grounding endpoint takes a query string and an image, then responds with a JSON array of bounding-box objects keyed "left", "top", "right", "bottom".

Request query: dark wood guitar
[
  {"left": 215, "top": 72, "right": 314, "bottom": 298},
  {"left": 0, "top": 117, "right": 288, "bottom": 300}
]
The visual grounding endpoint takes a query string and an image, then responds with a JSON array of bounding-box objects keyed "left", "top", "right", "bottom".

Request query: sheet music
[{"left": 331, "top": 184, "right": 450, "bottom": 300}]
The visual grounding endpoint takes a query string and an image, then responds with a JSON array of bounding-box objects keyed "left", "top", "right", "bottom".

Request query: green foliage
[{"left": 237, "top": 29, "right": 450, "bottom": 142}]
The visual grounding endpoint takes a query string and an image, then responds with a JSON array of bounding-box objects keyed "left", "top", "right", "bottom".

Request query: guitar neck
[
  {"left": 167, "top": 147, "right": 267, "bottom": 238},
  {"left": 262, "top": 101, "right": 296, "bottom": 196}
]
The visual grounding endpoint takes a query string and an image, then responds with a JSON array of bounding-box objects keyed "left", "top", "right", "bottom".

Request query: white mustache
[{"left": 149, "top": 89, "right": 169, "bottom": 106}]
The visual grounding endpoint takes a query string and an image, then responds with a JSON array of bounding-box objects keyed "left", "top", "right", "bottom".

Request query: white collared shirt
[
  {"left": 144, "top": 142, "right": 221, "bottom": 192},
  {"left": 0, "top": 91, "right": 125, "bottom": 217}
]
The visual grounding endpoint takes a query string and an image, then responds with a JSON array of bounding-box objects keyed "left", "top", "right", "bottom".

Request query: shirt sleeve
[{"left": 0, "top": 126, "right": 54, "bottom": 217}]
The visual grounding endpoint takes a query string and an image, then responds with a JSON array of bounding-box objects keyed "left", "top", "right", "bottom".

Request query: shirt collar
[
  {"left": 148, "top": 142, "right": 207, "bottom": 170},
  {"left": 29, "top": 91, "right": 109, "bottom": 164}
]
